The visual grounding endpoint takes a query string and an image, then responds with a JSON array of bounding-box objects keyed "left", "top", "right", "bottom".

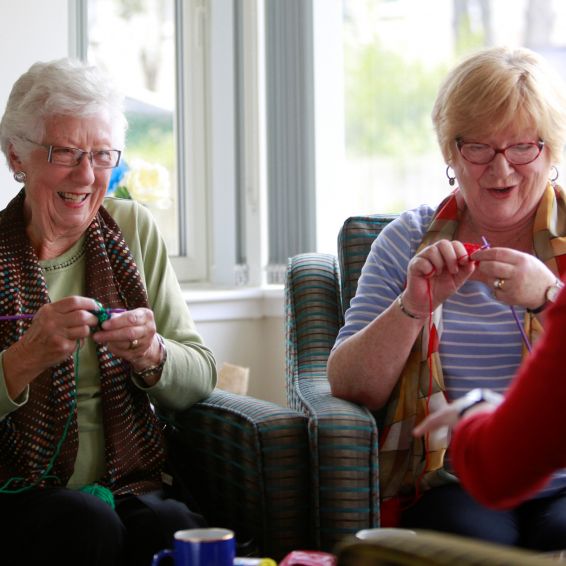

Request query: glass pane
[
  {"left": 318, "top": 0, "right": 566, "bottom": 252},
  {"left": 87, "top": 0, "right": 179, "bottom": 255}
]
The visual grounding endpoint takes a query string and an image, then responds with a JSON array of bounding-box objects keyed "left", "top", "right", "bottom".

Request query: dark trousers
[
  {"left": 0, "top": 487, "right": 207, "bottom": 566},
  {"left": 401, "top": 483, "right": 566, "bottom": 552}
]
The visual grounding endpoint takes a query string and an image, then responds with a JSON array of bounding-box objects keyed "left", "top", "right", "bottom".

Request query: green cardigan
[{"left": 0, "top": 197, "right": 216, "bottom": 488}]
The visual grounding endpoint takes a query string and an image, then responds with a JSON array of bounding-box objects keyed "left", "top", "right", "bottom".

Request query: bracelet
[
  {"left": 132, "top": 335, "right": 167, "bottom": 381},
  {"left": 397, "top": 293, "right": 427, "bottom": 319}
]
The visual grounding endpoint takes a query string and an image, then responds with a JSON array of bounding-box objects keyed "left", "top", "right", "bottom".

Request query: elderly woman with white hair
[{"left": 0, "top": 59, "right": 216, "bottom": 566}]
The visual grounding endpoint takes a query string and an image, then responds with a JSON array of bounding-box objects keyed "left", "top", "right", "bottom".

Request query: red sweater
[{"left": 452, "top": 280, "right": 566, "bottom": 509}]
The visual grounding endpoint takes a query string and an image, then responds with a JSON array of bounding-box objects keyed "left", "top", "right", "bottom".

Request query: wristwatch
[
  {"left": 132, "top": 335, "right": 167, "bottom": 382},
  {"left": 527, "top": 278, "right": 564, "bottom": 315},
  {"left": 457, "top": 388, "right": 503, "bottom": 419}
]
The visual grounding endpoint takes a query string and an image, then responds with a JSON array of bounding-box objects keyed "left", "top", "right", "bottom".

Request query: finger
[
  {"left": 98, "top": 308, "right": 149, "bottom": 331},
  {"left": 413, "top": 414, "right": 443, "bottom": 437},
  {"left": 49, "top": 296, "right": 102, "bottom": 315}
]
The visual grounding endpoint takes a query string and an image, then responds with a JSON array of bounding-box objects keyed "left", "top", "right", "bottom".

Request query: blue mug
[{"left": 152, "top": 528, "right": 236, "bottom": 566}]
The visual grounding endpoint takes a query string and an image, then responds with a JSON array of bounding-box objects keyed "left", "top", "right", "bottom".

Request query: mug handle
[{"left": 152, "top": 548, "right": 174, "bottom": 565}]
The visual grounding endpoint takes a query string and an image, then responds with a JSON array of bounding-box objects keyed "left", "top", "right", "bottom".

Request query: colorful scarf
[
  {"left": 379, "top": 182, "right": 566, "bottom": 505},
  {"left": 0, "top": 189, "right": 165, "bottom": 495}
]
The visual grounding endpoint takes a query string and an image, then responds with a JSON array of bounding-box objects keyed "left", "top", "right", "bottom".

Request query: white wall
[
  {"left": 0, "top": 1, "right": 70, "bottom": 207},
  {"left": 186, "top": 289, "right": 287, "bottom": 406},
  {"left": 0, "top": 1, "right": 289, "bottom": 408}
]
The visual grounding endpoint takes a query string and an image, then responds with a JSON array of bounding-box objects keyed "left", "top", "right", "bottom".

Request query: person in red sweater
[{"left": 414, "top": 276, "right": 566, "bottom": 510}]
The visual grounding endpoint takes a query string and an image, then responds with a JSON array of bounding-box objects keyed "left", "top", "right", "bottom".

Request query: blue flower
[{"left": 107, "top": 160, "right": 130, "bottom": 194}]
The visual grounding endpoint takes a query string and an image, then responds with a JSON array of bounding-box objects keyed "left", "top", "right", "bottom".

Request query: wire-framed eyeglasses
[
  {"left": 456, "top": 139, "right": 544, "bottom": 165},
  {"left": 25, "top": 139, "right": 121, "bottom": 169}
]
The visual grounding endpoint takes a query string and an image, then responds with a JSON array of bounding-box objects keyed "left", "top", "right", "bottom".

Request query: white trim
[
  {"left": 172, "top": 0, "right": 209, "bottom": 282},
  {"left": 183, "top": 285, "right": 284, "bottom": 322}
]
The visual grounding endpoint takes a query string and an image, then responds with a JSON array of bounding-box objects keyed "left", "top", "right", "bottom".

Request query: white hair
[{"left": 0, "top": 58, "right": 127, "bottom": 170}]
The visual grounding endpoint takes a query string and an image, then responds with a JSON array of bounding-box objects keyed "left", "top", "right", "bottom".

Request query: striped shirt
[{"left": 334, "top": 205, "right": 566, "bottom": 496}]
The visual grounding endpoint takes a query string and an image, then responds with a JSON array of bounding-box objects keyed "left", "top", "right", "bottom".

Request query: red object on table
[{"left": 279, "top": 550, "right": 337, "bottom": 566}]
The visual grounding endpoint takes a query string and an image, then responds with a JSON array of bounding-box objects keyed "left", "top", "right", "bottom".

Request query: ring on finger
[
  {"left": 129, "top": 338, "right": 139, "bottom": 350},
  {"left": 493, "top": 278, "right": 505, "bottom": 291}
]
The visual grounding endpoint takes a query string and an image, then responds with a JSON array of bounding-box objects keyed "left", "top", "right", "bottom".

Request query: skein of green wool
[{"left": 79, "top": 483, "right": 115, "bottom": 509}]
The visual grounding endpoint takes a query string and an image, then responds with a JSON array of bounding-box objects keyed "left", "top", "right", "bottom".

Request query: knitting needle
[
  {"left": 481, "top": 236, "right": 532, "bottom": 352},
  {"left": 0, "top": 308, "right": 128, "bottom": 322}
]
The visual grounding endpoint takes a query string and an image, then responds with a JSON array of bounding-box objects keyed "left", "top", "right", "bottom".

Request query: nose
[
  {"left": 72, "top": 152, "right": 96, "bottom": 182},
  {"left": 488, "top": 151, "right": 515, "bottom": 176}
]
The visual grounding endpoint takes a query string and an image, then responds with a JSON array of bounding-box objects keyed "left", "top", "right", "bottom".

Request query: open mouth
[
  {"left": 487, "top": 186, "right": 513, "bottom": 195},
  {"left": 58, "top": 192, "right": 89, "bottom": 203}
]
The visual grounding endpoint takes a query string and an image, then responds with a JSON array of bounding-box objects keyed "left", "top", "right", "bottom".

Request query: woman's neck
[
  {"left": 26, "top": 227, "right": 83, "bottom": 261},
  {"left": 458, "top": 210, "right": 534, "bottom": 253}
]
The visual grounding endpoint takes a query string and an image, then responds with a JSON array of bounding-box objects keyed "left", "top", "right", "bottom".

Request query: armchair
[
  {"left": 164, "top": 388, "right": 311, "bottom": 561},
  {"left": 285, "top": 215, "right": 396, "bottom": 552}
]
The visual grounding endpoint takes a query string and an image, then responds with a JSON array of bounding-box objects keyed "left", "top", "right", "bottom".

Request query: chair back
[{"left": 338, "top": 214, "right": 397, "bottom": 315}]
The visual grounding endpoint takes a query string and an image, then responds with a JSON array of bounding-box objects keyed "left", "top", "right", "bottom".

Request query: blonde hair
[{"left": 432, "top": 46, "right": 566, "bottom": 165}]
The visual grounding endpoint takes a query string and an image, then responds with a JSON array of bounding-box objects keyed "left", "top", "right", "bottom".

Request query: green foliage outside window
[
  {"left": 124, "top": 112, "right": 174, "bottom": 171},
  {"left": 344, "top": 41, "right": 449, "bottom": 157}
]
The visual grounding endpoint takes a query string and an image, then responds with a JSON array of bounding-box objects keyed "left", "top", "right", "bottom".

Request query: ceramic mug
[{"left": 152, "top": 528, "right": 236, "bottom": 566}]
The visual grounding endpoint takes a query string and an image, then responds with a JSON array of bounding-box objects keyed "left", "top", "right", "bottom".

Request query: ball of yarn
[{"left": 79, "top": 483, "right": 115, "bottom": 509}]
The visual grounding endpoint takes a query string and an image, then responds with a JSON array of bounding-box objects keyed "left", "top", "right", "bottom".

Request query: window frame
[{"left": 71, "top": 0, "right": 209, "bottom": 283}]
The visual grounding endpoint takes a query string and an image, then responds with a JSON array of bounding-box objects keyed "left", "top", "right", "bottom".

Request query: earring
[
  {"left": 445, "top": 165, "right": 456, "bottom": 187},
  {"left": 13, "top": 170, "right": 26, "bottom": 184},
  {"left": 550, "top": 165, "right": 559, "bottom": 183}
]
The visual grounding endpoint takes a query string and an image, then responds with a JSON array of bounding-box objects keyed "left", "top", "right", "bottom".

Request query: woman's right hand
[
  {"left": 3, "top": 296, "right": 100, "bottom": 398},
  {"left": 402, "top": 239, "right": 477, "bottom": 317}
]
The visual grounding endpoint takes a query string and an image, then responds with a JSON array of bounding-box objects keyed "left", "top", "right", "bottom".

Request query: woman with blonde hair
[{"left": 328, "top": 46, "right": 566, "bottom": 550}]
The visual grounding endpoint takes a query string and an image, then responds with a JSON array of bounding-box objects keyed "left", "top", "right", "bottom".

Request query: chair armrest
[
  {"left": 286, "top": 253, "right": 379, "bottom": 551},
  {"left": 335, "top": 529, "right": 556, "bottom": 565},
  {"left": 296, "top": 377, "right": 379, "bottom": 550},
  {"left": 165, "top": 389, "right": 310, "bottom": 561}
]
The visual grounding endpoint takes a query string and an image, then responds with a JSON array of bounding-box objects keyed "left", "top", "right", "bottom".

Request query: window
[
  {"left": 79, "top": 0, "right": 208, "bottom": 282},
  {"left": 315, "top": 0, "right": 566, "bottom": 254}
]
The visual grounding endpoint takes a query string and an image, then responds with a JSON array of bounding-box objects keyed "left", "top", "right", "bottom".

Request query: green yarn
[
  {"left": 91, "top": 301, "right": 111, "bottom": 330},
  {"left": 79, "top": 483, "right": 116, "bottom": 509}
]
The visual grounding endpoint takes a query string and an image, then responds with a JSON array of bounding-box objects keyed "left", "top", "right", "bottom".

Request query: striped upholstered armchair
[
  {"left": 162, "top": 389, "right": 311, "bottom": 560},
  {"left": 285, "top": 214, "right": 396, "bottom": 552}
]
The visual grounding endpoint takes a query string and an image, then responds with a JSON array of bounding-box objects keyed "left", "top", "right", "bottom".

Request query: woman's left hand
[
  {"left": 471, "top": 247, "right": 557, "bottom": 310},
  {"left": 92, "top": 308, "right": 163, "bottom": 373}
]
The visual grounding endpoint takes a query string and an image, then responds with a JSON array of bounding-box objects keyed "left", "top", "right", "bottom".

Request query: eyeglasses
[
  {"left": 456, "top": 139, "right": 544, "bottom": 165},
  {"left": 25, "top": 139, "right": 121, "bottom": 169}
]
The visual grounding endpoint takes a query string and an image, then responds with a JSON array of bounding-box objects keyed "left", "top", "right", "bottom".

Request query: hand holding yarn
[
  {"left": 470, "top": 246, "right": 557, "bottom": 310},
  {"left": 92, "top": 307, "right": 162, "bottom": 373},
  {"left": 404, "top": 239, "right": 477, "bottom": 317},
  {"left": 15, "top": 296, "right": 101, "bottom": 369}
]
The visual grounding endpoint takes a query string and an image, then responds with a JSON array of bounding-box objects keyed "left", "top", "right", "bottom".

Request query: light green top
[{"left": 0, "top": 197, "right": 217, "bottom": 488}]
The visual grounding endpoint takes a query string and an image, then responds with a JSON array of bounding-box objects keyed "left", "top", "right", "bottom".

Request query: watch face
[{"left": 547, "top": 282, "right": 563, "bottom": 303}]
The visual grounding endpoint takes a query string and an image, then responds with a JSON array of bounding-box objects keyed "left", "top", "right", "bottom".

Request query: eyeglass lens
[
  {"left": 49, "top": 146, "right": 121, "bottom": 168},
  {"left": 459, "top": 143, "right": 541, "bottom": 165}
]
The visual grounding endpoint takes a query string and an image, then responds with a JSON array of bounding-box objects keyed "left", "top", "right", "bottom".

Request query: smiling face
[
  {"left": 451, "top": 125, "right": 552, "bottom": 230},
  {"left": 9, "top": 113, "right": 117, "bottom": 257}
]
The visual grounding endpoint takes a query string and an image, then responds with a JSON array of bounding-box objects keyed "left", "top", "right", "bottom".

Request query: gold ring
[
  {"left": 494, "top": 278, "right": 505, "bottom": 291},
  {"left": 129, "top": 339, "right": 139, "bottom": 350}
]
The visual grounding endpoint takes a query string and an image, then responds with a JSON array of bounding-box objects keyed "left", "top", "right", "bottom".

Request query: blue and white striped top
[{"left": 334, "top": 205, "right": 566, "bottom": 496}]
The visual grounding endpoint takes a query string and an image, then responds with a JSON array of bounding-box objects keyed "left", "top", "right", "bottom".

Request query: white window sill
[{"left": 181, "top": 285, "right": 285, "bottom": 322}]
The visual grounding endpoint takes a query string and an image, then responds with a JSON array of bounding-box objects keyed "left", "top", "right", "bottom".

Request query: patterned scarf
[
  {"left": 379, "top": 182, "right": 566, "bottom": 505},
  {"left": 0, "top": 189, "right": 165, "bottom": 495}
]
